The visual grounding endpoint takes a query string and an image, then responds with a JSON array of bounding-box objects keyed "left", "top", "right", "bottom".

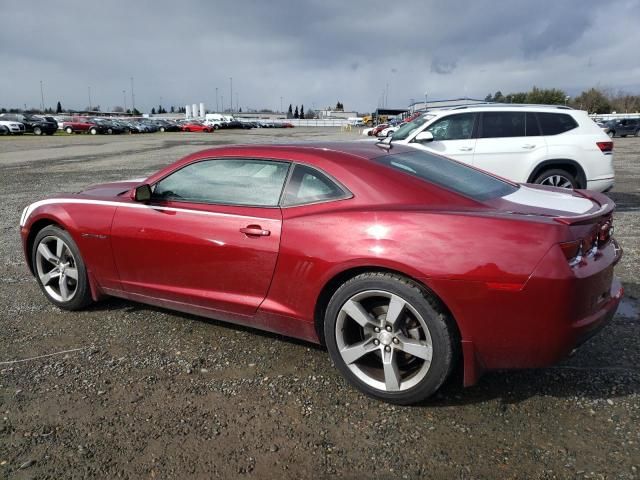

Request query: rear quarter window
[{"left": 537, "top": 113, "right": 578, "bottom": 135}]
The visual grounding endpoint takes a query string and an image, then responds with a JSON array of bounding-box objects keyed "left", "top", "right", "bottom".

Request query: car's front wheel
[
  {"left": 65, "top": 127, "right": 73, "bottom": 134},
  {"left": 31, "top": 225, "right": 92, "bottom": 310},
  {"left": 33, "top": 127, "right": 42, "bottom": 135},
  {"left": 89, "top": 127, "right": 98, "bottom": 135},
  {"left": 534, "top": 168, "right": 577, "bottom": 189},
  {"left": 608, "top": 130, "right": 615, "bottom": 138},
  {"left": 324, "top": 273, "right": 457, "bottom": 404}
]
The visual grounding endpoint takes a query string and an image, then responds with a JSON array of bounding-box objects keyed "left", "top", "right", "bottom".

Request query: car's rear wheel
[
  {"left": 32, "top": 225, "right": 92, "bottom": 311},
  {"left": 33, "top": 127, "right": 42, "bottom": 136},
  {"left": 65, "top": 127, "right": 73, "bottom": 134},
  {"left": 534, "top": 169, "right": 577, "bottom": 189},
  {"left": 608, "top": 130, "right": 615, "bottom": 138},
  {"left": 160, "top": 126, "right": 165, "bottom": 132},
  {"left": 324, "top": 273, "right": 457, "bottom": 404}
]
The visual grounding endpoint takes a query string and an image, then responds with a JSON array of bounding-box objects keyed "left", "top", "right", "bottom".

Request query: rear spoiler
[{"left": 553, "top": 189, "right": 615, "bottom": 225}]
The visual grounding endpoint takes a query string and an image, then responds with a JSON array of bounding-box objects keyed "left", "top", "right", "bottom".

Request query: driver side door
[{"left": 110, "top": 157, "right": 290, "bottom": 317}]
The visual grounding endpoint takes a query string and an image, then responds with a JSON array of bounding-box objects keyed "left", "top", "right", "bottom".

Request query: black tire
[
  {"left": 33, "top": 126, "right": 42, "bottom": 136},
  {"left": 160, "top": 126, "right": 165, "bottom": 132},
  {"left": 620, "top": 134, "right": 627, "bottom": 138},
  {"left": 107, "top": 128, "right": 113, "bottom": 135},
  {"left": 608, "top": 130, "right": 615, "bottom": 138},
  {"left": 324, "top": 272, "right": 457, "bottom": 405},
  {"left": 89, "top": 127, "right": 98, "bottom": 135},
  {"left": 534, "top": 168, "right": 577, "bottom": 189},
  {"left": 635, "top": 130, "right": 640, "bottom": 137},
  {"left": 31, "top": 225, "right": 92, "bottom": 311},
  {"left": 65, "top": 127, "right": 73, "bottom": 134}
]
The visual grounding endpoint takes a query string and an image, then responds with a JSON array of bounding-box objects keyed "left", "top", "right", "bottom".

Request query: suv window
[
  {"left": 282, "top": 164, "right": 348, "bottom": 206},
  {"left": 480, "top": 112, "right": 525, "bottom": 138},
  {"left": 153, "top": 159, "right": 290, "bottom": 207},
  {"left": 525, "top": 112, "right": 541, "bottom": 136},
  {"left": 537, "top": 113, "right": 578, "bottom": 135},
  {"left": 424, "top": 113, "right": 476, "bottom": 141},
  {"left": 374, "top": 150, "right": 517, "bottom": 201}
]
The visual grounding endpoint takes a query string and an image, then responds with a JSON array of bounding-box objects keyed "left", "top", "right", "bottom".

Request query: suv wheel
[
  {"left": 535, "top": 169, "right": 577, "bottom": 189},
  {"left": 608, "top": 130, "right": 615, "bottom": 138},
  {"left": 33, "top": 126, "right": 42, "bottom": 135}
]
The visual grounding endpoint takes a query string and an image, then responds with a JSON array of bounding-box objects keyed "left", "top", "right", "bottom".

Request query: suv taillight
[{"left": 596, "top": 141, "right": 613, "bottom": 153}]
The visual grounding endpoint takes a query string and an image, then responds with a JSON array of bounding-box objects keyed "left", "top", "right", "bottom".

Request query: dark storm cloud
[{"left": 1, "top": 0, "right": 638, "bottom": 112}]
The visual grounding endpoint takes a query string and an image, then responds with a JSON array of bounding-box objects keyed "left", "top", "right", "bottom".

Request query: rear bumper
[{"left": 431, "top": 239, "right": 623, "bottom": 386}]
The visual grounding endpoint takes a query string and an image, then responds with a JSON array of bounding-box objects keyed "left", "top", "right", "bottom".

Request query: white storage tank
[
  {"left": 185, "top": 105, "right": 192, "bottom": 118},
  {"left": 199, "top": 103, "right": 205, "bottom": 118},
  {"left": 192, "top": 104, "right": 198, "bottom": 118}
]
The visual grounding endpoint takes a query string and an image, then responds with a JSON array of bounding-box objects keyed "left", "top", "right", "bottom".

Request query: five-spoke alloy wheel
[
  {"left": 325, "top": 273, "right": 457, "bottom": 404},
  {"left": 31, "top": 225, "right": 92, "bottom": 310}
]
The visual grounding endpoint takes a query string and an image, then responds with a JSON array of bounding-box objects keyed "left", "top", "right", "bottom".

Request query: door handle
[
  {"left": 240, "top": 225, "right": 271, "bottom": 236},
  {"left": 459, "top": 146, "right": 473, "bottom": 151},
  {"left": 522, "top": 144, "right": 536, "bottom": 149}
]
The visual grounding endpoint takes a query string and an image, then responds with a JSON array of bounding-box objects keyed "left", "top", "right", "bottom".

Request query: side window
[
  {"left": 282, "top": 164, "right": 348, "bottom": 206},
  {"left": 424, "top": 113, "right": 476, "bottom": 141},
  {"left": 152, "top": 159, "right": 289, "bottom": 207},
  {"left": 537, "top": 113, "right": 578, "bottom": 135},
  {"left": 525, "top": 112, "right": 541, "bottom": 136},
  {"left": 480, "top": 112, "right": 525, "bottom": 138}
]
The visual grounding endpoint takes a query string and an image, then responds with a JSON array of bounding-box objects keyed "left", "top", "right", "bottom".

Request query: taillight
[
  {"left": 560, "top": 217, "right": 614, "bottom": 267},
  {"left": 560, "top": 240, "right": 584, "bottom": 267},
  {"left": 596, "top": 141, "right": 613, "bottom": 153}
]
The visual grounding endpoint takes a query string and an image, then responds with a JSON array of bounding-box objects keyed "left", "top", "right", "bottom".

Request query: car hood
[{"left": 79, "top": 178, "right": 146, "bottom": 198}]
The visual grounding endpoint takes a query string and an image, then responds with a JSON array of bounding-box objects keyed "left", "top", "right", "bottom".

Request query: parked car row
[{"left": 0, "top": 113, "right": 58, "bottom": 135}]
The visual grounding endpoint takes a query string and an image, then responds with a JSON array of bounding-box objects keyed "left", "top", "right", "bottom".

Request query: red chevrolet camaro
[{"left": 19, "top": 143, "right": 623, "bottom": 404}]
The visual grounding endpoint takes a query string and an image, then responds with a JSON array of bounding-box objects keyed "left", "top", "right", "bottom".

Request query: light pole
[
  {"left": 280, "top": 96, "right": 283, "bottom": 113},
  {"left": 123, "top": 90, "right": 127, "bottom": 111},
  {"left": 229, "top": 77, "right": 233, "bottom": 113},
  {"left": 221, "top": 95, "right": 224, "bottom": 113},
  {"left": 88, "top": 86, "right": 92, "bottom": 111},
  {"left": 565, "top": 95, "right": 570, "bottom": 106},
  {"left": 236, "top": 93, "right": 239, "bottom": 113},
  {"left": 40, "top": 80, "right": 45, "bottom": 112},
  {"left": 216, "top": 87, "right": 219, "bottom": 112},
  {"left": 130, "top": 77, "right": 135, "bottom": 112},
  {"left": 424, "top": 92, "right": 428, "bottom": 111}
]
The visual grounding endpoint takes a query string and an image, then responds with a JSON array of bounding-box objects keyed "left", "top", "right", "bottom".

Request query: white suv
[{"left": 385, "top": 105, "right": 615, "bottom": 192}]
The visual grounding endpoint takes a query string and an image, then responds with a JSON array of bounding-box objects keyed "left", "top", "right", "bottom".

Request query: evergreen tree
[
  {"left": 170, "top": 106, "right": 175, "bottom": 113},
  {"left": 287, "top": 104, "right": 293, "bottom": 119},
  {"left": 300, "top": 104, "right": 304, "bottom": 119},
  {"left": 151, "top": 107, "right": 156, "bottom": 114},
  {"left": 294, "top": 106, "right": 299, "bottom": 118},
  {"left": 56, "top": 101, "right": 62, "bottom": 113}
]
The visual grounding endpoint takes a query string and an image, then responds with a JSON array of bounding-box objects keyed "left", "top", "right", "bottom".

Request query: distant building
[{"left": 320, "top": 109, "right": 359, "bottom": 119}]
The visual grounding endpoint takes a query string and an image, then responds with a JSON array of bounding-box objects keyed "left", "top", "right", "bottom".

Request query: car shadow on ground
[{"left": 85, "top": 289, "right": 639, "bottom": 408}]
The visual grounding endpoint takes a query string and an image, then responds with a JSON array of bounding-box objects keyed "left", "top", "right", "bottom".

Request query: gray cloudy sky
[{"left": 2, "top": 0, "right": 639, "bottom": 113}]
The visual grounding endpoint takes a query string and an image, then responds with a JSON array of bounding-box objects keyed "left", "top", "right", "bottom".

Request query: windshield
[
  {"left": 373, "top": 150, "right": 518, "bottom": 201},
  {"left": 390, "top": 114, "right": 434, "bottom": 141}
]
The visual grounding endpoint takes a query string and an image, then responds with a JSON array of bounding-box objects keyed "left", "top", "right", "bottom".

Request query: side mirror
[
  {"left": 414, "top": 131, "right": 434, "bottom": 143},
  {"left": 133, "top": 184, "right": 152, "bottom": 202}
]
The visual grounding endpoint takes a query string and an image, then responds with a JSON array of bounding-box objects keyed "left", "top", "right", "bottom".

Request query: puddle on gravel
[{"left": 618, "top": 296, "right": 639, "bottom": 319}]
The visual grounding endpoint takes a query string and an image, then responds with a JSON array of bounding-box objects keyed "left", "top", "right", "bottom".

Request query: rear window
[
  {"left": 374, "top": 150, "right": 517, "bottom": 201},
  {"left": 537, "top": 113, "right": 578, "bottom": 135}
]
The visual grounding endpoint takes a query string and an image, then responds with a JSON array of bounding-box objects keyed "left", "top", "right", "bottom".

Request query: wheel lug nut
[
  {"left": 384, "top": 346, "right": 391, "bottom": 352},
  {"left": 373, "top": 339, "right": 380, "bottom": 346},
  {"left": 393, "top": 338, "right": 399, "bottom": 344},
  {"left": 385, "top": 325, "right": 392, "bottom": 332},
  {"left": 374, "top": 327, "right": 380, "bottom": 333}
]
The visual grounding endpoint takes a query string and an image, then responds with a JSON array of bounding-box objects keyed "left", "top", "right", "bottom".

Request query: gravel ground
[{"left": 0, "top": 129, "right": 638, "bottom": 479}]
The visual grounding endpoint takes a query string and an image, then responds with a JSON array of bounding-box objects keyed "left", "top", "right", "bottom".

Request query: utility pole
[
  {"left": 123, "top": 90, "right": 127, "bottom": 111},
  {"left": 229, "top": 77, "right": 233, "bottom": 113},
  {"left": 385, "top": 83, "right": 389, "bottom": 108},
  {"left": 424, "top": 92, "right": 428, "bottom": 111},
  {"left": 130, "top": 77, "right": 135, "bottom": 112},
  {"left": 216, "top": 87, "right": 219, "bottom": 112},
  {"left": 236, "top": 93, "right": 239, "bottom": 113},
  {"left": 40, "top": 80, "right": 45, "bottom": 112},
  {"left": 88, "top": 86, "right": 92, "bottom": 111},
  {"left": 221, "top": 95, "right": 224, "bottom": 113},
  {"left": 280, "top": 96, "right": 283, "bottom": 113}
]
